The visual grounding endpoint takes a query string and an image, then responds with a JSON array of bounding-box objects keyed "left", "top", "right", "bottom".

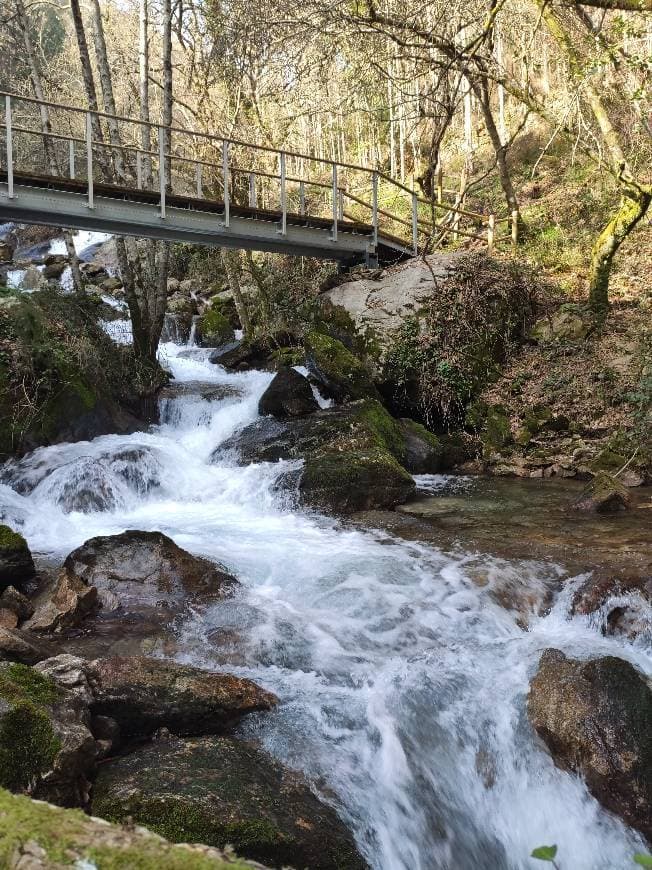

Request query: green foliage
[
  {"left": 633, "top": 855, "right": 652, "bottom": 867},
  {"left": 0, "top": 524, "right": 29, "bottom": 553},
  {"left": 531, "top": 844, "right": 558, "bottom": 862}
]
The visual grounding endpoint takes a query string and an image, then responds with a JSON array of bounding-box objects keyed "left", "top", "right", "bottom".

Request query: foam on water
[{"left": 0, "top": 338, "right": 649, "bottom": 869}]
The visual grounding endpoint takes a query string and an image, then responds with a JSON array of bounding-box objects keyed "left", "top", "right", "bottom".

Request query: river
[{"left": 0, "top": 337, "right": 650, "bottom": 870}]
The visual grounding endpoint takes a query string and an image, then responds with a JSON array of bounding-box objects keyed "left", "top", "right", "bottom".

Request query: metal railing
[{"left": 0, "top": 91, "right": 518, "bottom": 255}]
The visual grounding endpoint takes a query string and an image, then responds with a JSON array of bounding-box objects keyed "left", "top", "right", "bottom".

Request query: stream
[{"left": 0, "top": 334, "right": 650, "bottom": 869}]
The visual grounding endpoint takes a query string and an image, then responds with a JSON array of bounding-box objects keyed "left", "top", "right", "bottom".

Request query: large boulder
[
  {"left": 199, "top": 307, "right": 235, "bottom": 347},
  {"left": 0, "top": 661, "right": 97, "bottom": 807},
  {"left": 398, "top": 419, "right": 443, "bottom": 474},
  {"left": 57, "top": 530, "right": 237, "bottom": 614},
  {"left": 215, "top": 399, "right": 415, "bottom": 513},
  {"left": 304, "top": 330, "right": 380, "bottom": 403},
  {"left": 92, "top": 735, "right": 367, "bottom": 870},
  {"left": 87, "top": 656, "right": 277, "bottom": 739},
  {"left": 0, "top": 525, "right": 35, "bottom": 592},
  {"left": 572, "top": 472, "right": 631, "bottom": 513},
  {"left": 258, "top": 367, "right": 318, "bottom": 418},
  {"left": 527, "top": 649, "right": 652, "bottom": 843},
  {"left": 0, "top": 788, "right": 270, "bottom": 869}
]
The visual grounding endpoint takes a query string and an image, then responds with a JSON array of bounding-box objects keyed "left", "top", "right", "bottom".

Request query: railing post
[
  {"left": 488, "top": 213, "right": 496, "bottom": 250},
  {"left": 248, "top": 172, "right": 256, "bottom": 208},
  {"left": 222, "top": 141, "right": 230, "bottom": 228},
  {"left": 136, "top": 151, "right": 143, "bottom": 190},
  {"left": 436, "top": 163, "right": 443, "bottom": 205},
  {"left": 195, "top": 162, "right": 203, "bottom": 199},
  {"left": 338, "top": 188, "right": 344, "bottom": 222},
  {"left": 372, "top": 171, "right": 379, "bottom": 248},
  {"left": 86, "top": 111, "right": 94, "bottom": 210},
  {"left": 4, "top": 96, "right": 13, "bottom": 199},
  {"left": 158, "top": 126, "right": 166, "bottom": 219},
  {"left": 278, "top": 151, "right": 286, "bottom": 236},
  {"left": 331, "top": 163, "right": 338, "bottom": 242},
  {"left": 412, "top": 191, "right": 418, "bottom": 256},
  {"left": 511, "top": 209, "right": 519, "bottom": 247},
  {"left": 69, "top": 139, "right": 75, "bottom": 180},
  {"left": 299, "top": 180, "right": 306, "bottom": 216}
]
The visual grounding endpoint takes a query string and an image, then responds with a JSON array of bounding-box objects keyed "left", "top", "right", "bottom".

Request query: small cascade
[
  {"left": 161, "top": 312, "right": 191, "bottom": 344},
  {"left": 187, "top": 315, "right": 200, "bottom": 347}
]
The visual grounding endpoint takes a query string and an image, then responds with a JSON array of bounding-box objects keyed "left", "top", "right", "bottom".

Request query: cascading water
[{"left": 0, "top": 337, "right": 649, "bottom": 869}]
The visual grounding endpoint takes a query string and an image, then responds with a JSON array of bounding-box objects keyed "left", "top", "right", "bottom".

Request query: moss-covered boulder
[
  {"left": 304, "top": 330, "right": 380, "bottom": 403},
  {"left": 572, "top": 471, "right": 631, "bottom": 513},
  {"left": 0, "top": 788, "right": 265, "bottom": 869},
  {"left": 215, "top": 398, "right": 415, "bottom": 513},
  {"left": 0, "top": 661, "right": 96, "bottom": 806},
  {"left": 528, "top": 650, "right": 652, "bottom": 843},
  {"left": 397, "top": 419, "right": 443, "bottom": 474},
  {"left": 199, "top": 306, "right": 236, "bottom": 347},
  {"left": 0, "top": 525, "right": 35, "bottom": 592},
  {"left": 92, "top": 735, "right": 366, "bottom": 870}
]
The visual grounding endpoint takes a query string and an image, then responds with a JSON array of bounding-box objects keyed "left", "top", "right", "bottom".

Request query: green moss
[
  {"left": 200, "top": 307, "right": 234, "bottom": 344},
  {"left": 353, "top": 398, "right": 407, "bottom": 462},
  {"left": 0, "top": 524, "right": 28, "bottom": 553},
  {"left": 0, "top": 664, "right": 62, "bottom": 792},
  {"left": 523, "top": 404, "right": 552, "bottom": 434},
  {"left": 0, "top": 789, "right": 255, "bottom": 869},
  {"left": 589, "top": 449, "right": 628, "bottom": 473},
  {"left": 305, "top": 330, "right": 379, "bottom": 401}
]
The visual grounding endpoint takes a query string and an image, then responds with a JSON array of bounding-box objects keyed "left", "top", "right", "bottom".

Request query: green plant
[{"left": 531, "top": 844, "right": 559, "bottom": 867}]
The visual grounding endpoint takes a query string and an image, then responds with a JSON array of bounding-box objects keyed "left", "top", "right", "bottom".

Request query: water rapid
[{"left": 0, "top": 339, "right": 649, "bottom": 870}]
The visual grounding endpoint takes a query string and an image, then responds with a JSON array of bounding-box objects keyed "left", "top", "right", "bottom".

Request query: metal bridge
[{"left": 0, "top": 92, "right": 516, "bottom": 267}]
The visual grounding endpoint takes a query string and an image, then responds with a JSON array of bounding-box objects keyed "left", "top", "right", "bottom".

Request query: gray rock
[{"left": 258, "top": 367, "right": 318, "bottom": 418}]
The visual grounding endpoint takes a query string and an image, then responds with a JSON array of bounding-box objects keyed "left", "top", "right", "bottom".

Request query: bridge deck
[{"left": 0, "top": 171, "right": 410, "bottom": 266}]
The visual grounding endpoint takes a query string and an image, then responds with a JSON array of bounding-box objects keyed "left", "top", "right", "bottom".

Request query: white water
[{"left": 0, "top": 341, "right": 649, "bottom": 869}]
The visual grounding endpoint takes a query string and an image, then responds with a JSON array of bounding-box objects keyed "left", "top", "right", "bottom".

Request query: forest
[{"left": 0, "top": 0, "right": 650, "bottom": 867}]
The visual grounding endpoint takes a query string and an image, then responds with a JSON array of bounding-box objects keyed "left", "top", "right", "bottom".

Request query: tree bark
[
  {"left": 139, "top": 0, "right": 152, "bottom": 188},
  {"left": 221, "top": 249, "right": 252, "bottom": 337}
]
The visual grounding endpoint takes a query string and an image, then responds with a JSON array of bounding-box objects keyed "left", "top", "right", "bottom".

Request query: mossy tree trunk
[{"left": 588, "top": 183, "right": 652, "bottom": 318}]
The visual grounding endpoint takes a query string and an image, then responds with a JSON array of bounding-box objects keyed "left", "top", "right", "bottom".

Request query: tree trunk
[
  {"left": 15, "top": 0, "right": 83, "bottom": 294},
  {"left": 221, "top": 249, "right": 252, "bottom": 337},
  {"left": 139, "top": 0, "right": 152, "bottom": 188},
  {"left": 588, "top": 184, "right": 651, "bottom": 318}
]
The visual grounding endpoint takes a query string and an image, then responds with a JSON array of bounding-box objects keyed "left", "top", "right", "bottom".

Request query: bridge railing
[{"left": 1, "top": 91, "right": 518, "bottom": 254}]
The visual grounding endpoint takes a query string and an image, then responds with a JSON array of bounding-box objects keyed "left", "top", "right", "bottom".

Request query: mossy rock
[
  {"left": 589, "top": 449, "right": 628, "bottom": 474},
  {"left": 522, "top": 404, "right": 552, "bottom": 435},
  {"left": 199, "top": 307, "right": 235, "bottom": 347},
  {"left": 0, "top": 788, "right": 263, "bottom": 868},
  {"left": 572, "top": 471, "right": 631, "bottom": 513},
  {"left": 304, "top": 330, "right": 380, "bottom": 403},
  {"left": 0, "top": 663, "right": 61, "bottom": 792},
  {"left": 398, "top": 419, "right": 444, "bottom": 474},
  {"left": 92, "top": 735, "right": 366, "bottom": 870},
  {"left": 0, "top": 525, "right": 35, "bottom": 592}
]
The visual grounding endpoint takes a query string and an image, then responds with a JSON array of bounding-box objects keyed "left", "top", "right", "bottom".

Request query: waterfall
[{"left": 0, "top": 336, "right": 648, "bottom": 870}]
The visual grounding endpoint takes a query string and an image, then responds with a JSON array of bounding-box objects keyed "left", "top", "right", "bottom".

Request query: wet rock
[
  {"left": 23, "top": 572, "right": 99, "bottom": 633},
  {"left": 0, "top": 587, "right": 35, "bottom": 623},
  {"left": 87, "top": 655, "right": 277, "bottom": 739},
  {"left": 92, "top": 735, "right": 366, "bottom": 870},
  {"left": 304, "top": 330, "right": 380, "bottom": 403},
  {"left": 209, "top": 332, "right": 298, "bottom": 372},
  {"left": 398, "top": 419, "right": 443, "bottom": 473},
  {"left": 572, "top": 471, "right": 631, "bottom": 513},
  {"left": 58, "top": 530, "right": 237, "bottom": 614},
  {"left": 81, "top": 262, "right": 109, "bottom": 282},
  {"left": 198, "top": 307, "right": 235, "bottom": 347},
  {"left": 35, "top": 655, "right": 94, "bottom": 705},
  {"left": 0, "top": 789, "right": 272, "bottom": 868},
  {"left": 216, "top": 399, "right": 415, "bottom": 513},
  {"left": 258, "top": 367, "right": 318, "bottom": 418},
  {"left": 0, "top": 525, "right": 35, "bottom": 592},
  {"left": 0, "top": 627, "right": 55, "bottom": 665},
  {"left": 571, "top": 574, "right": 652, "bottom": 639},
  {"left": 0, "top": 660, "right": 97, "bottom": 807},
  {"left": 528, "top": 649, "right": 652, "bottom": 843},
  {"left": 42, "top": 262, "right": 67, "bottom": 280},
  {"left": 0, "top": 240, "right": 14, "bottom": 263},
  {"left": 99, "top": 276, "right": 123, "bottom": 292}
]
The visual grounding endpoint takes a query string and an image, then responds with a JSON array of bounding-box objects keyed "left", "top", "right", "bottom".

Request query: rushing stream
[{"left": 0, "top": 337, "right": 650, "bottom": 869}]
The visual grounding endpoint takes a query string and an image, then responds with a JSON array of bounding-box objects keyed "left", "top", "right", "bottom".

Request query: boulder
[
  {"left": 198, "top": 307, "right": 235, "bottom": 347},
  {"left": 0, "top": 661, "right": 97, "bottom": 807},
  {"left": 215, "top": 399, "right": 415, "bottom": 513},
  {"left": 23, "top": 571, "right": 99, "bottom": 633},
  {"left": 304, "top": 330, "right": 380, "bottom": 403},
  {"left": 92, "top": 735, "right": 366, "bottom": 870},
  {"left": 99, "top": 276, "right": 123, "bottom": 292},
  {"left": 20, "top": 266, "right": 46, "bottom": 291},
  {"left": 572, "top": 471, "right": 631, "bottom": 513},
  {"left": 57, "top": 530, "right": 237, "bottom": 614},
  {"left": 209, "top": 332, "right": 298, "bottom": 372},
  {"left": 0, "top": 525, "right": 35, "bottom": 592},
  {"left": 0, "top": 627, "right": 55, "bottom": 665},
  {"left": 87, "top": 655, "right": 277, "bottom": 739},
  {"left": 0, "top": 788, "right": 271, "bottom": 869},
  {"left": 0, "top": 241, "right": 14, "bottom": 264},
  {"left": 527, "top": 649, "right": 652, "bottom": 843},
  {"left": 571, "top": 574, "right": 652, "bottom": 640},
  {"left": 530, "top": 306, "right": 592, "bottom": 343},
  {"left": 0, "top": 587, "right": 35, "bottom": 624},
  {"left": 398, "top": 419, "right": 443, "bottom": 473},
  {"left": 42, "top": 262, "right": 67, "bottom": 280},
  {"left": 258, "top": 367, "right": 318, "bottom": 418}
]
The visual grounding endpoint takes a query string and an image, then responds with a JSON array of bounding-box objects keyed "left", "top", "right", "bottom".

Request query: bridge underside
[{"left": 0, "top": 174, "right": 410, "bottom": 267}]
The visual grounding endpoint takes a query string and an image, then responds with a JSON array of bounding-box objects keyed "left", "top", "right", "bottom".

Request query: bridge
[{"left": 0, "top": 92, "right": 517, "bottom": 268}]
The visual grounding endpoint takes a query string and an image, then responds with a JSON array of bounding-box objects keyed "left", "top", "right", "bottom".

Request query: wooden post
[
  {"left": 222, "top": 141, "right": 230, "bottom": 228},
  {"left": 279, "top": 151, "right": 286, "bottom": 236},
  {"left": 69, "top": 139, "right": 76, "bottom": 179},
  {"left": 85, "top": 111, "right": 93, "bottom": 209},
  {"left": 436, "top": 163, "right": 443, "bottom": 205},
  {"left": 487, "top": 214, "right": 495, "bottom": 250},
  {"left": 158, "top": 126, "right": 166, "bottom": 219},
  {"left": 511, "top": 209, "right": 519, "bottom": 246}
]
